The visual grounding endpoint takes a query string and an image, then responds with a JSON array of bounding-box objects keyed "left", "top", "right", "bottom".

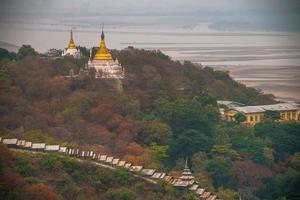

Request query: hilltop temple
[
  {"left": 87, "top": 30, "right": 124, "bottom": 79},
  {"left": 62, "top": 30, "right": 81, "bottom": 58}
]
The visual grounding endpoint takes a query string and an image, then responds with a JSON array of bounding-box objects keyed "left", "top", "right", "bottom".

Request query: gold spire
[
  {"left": 68, "top": 30, "right": 76, "bottom": 49},
  {"left": 94, "top": 29, "right": 113, "bottom": 60}
]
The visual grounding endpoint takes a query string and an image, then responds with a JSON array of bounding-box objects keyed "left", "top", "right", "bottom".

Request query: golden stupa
[
  {"left": 68, "top": 30, "right": 76, "bottom": 49},
  {"left": 94, "top": 30, "right": 113, "bottom": 60}
]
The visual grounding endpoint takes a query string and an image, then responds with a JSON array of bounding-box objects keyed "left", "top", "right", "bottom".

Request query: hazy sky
[{"left": 1, "top": 0, "right": 299, "bottom": 17}]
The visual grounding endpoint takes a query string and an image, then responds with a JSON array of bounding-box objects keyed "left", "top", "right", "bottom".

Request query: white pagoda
[
  {"left": 87, "top": 30, "right": 124, "bottom": 79},
  {"left": 173, "top": 160, "right": 195, "bottom": 189},
  {"left": 62, "top": 30, "right": 81, "bottom": 58}
]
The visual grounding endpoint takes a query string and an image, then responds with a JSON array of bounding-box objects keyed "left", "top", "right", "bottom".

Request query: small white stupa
[{"left": 62, "top": 30, "right": 81, "bottom": 59}]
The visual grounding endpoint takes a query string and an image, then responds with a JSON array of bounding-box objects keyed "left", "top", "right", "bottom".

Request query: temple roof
[
  {"left": 68, "top": 30, "right": 76, "bottom": 49},
  {"left": 94, "top": 30, "right": 113, "bottom": 60}
]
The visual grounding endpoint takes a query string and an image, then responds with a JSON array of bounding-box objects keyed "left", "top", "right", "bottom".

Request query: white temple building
[
  {"left": 62, "top": 30, "right": 81, "bottom": 58},
  {"left": 87, "top": 30, "right": 124, "bottom": 79}
]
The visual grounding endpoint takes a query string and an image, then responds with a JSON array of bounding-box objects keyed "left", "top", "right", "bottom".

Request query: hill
[
  {"left": 0, "top": 41, "right": 19, "bottom": 52},
  {"left": 0, "top": 46, "right": 299, "bottom": 200},
  {"left": 0, "top": 144, "right": 194, "bottom": 200}
]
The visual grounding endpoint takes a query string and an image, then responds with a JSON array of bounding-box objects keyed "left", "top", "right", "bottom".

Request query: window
[
  {"left": 292, "top": 112, "right": 296, "bottom": 119},
  {"left": 287, "top": 112, "right": 291, "bottom": 120},
  {"left": 250, "top": 116, "right": 254, "bottom": 122}
]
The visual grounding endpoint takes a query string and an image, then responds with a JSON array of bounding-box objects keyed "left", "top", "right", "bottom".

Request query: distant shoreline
[{"left": 206, "top": 64, "right": 300, "bottom": 102}]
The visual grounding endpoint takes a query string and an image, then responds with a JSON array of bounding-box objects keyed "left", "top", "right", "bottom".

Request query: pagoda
[
  {"left": 173, "top": 159, "right": 195, "bottom": 189},
  {"left": 62, "top": 30, "right": 81, "bottom": 58},
  {"left": 87, "top": 29, "right": 124, "bottom": 79}
]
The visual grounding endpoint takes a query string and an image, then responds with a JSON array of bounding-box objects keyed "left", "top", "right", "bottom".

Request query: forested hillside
[
  {"left": 0, "top": 144, "right": 195, "bottom": 200},
  {"left": 0, "top": 46, "right": 299, "bottom": 200}
]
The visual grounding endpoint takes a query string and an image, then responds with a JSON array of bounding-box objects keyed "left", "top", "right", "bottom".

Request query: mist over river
[{"left": 0, "top": 21, "right": 299, "bottom": 101}]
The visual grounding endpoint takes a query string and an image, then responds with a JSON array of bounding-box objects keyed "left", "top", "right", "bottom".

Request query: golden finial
[
  {"left": 101, "top": 23, "right": 105, "bottom": 40},
  {"left": 68, "top": 29, "right": 76, "bottom": 49}
]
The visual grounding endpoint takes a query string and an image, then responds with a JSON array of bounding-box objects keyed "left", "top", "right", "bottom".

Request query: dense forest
[{"left": 0, "top": 45, "right": 299, "bottom": 200}]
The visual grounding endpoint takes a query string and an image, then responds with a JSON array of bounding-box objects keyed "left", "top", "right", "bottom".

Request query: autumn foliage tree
[{"left": 26, "top": 183, "right": 59, "bottom": 200}]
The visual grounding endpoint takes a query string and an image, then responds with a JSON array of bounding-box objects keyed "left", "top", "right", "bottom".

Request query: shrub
[
  {"left": 39, "top": 154, "right": 63, "bottom": 172},
  {"left": 114, "top": 168, "right": 129, "bottom": 185}
]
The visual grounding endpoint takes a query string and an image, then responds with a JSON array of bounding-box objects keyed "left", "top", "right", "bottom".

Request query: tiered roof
[{"left": 174, "top": 160, "right": 195, "bottom": 188}]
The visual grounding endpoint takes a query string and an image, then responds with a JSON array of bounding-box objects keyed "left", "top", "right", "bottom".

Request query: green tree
[
  {"left": 229, "top": 127, "right": 267, "bottom": 163},
  {"left": 39, "top": 154, "right": 63, "bottom": 172},
  {"left": 78, "top": 46, "right": 89, "bottom": 57},
  {"left": 212, "top": 144, "right": 241, "bottom": 160},
  {"left": 148, "top": 143, "right": 169, "bottom": 161},
  {"left": 0, "top": 68, "right": 11, "bottom": 89},
  {"left": 23, "top": 129, "right": 56, "bottom": 144},
  {"left": 157, "top": 97, "right": 218, "bottom": 136},
  {"left": 206, "top": 156, "right": 232, "bottom": 188},
  {"left": 0, "top": 48, "right": 15, "bottom": 60},
  {"left": 170, "top": 129, "right": 212, "bottom": 160},
  {"left": 234, "top": 112, "right": 246, "bottom": 124},
  {"left": 263, "top": 147, "right": 275, "bottom": 165},
  {"left": 16, "top": 45, "right": 37, "bottom": 60},
  {"left": 139, "top": 120, "right": 172, "bottom": 145},
  {"left": 119, "top": 187, "right": 131, "bottom": 200},
  {"left": 255, "top": 122, "right": 300, "bottom": 159},
  {"left": 217, "top": 188, "right": 239, "bottom": 200},
  {"left": 264, "top": 110, "right": 281, "bottom": 121},
  {"left": 113, "top": 94, "right": 140, "bottom": 117},
  {"left": 114, "top": 169, "right": 129, "bottom": 185}
]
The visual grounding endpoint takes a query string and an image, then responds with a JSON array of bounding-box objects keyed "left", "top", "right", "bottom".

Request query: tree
[
  {"left": 148, "top": 79, "right": 168, "bottom": 99},
  {"left": 45, "top": 49, "right": 62, "bottom": 57},
  {"left": 228, "top": 159, "right": 273, "bottom": 191},
  {"left": 255, "top": 122, "right": 300, "bottom": 159},
  {"left": 146, "top": 143, "right": 169, "bottom": 168},
  {"left": 0, "top": 67, "right": 11, "bottom": 90},
  {"left": 125, "top": 142, "right": 144, "bottom": 156},
  {"left": 234, "top": 112, "right": 246, "bottom": 124},
  {"left": 170, "top": 129, "right": 212, "bottom": 160},
  {"left": 148, "top": 143, "right": 169, "bottom": 161},
  {"left": 113, "top": 94, "right": 140, "bottom": 117},
  {"left": 114, "top": 169, "right": 130, "bottom": 185},
  {"left": 26, "top": 183, "right": 59, "bottom": 200},
  {"left": 229, "top": 127, "right": 267, "bottom": 163},
  {"left": 119, "top": 187, "right": 131, "bottom": 200},
  {"left": 0, "top": 144, "right": 12, "bottom": 170},
  {"left": 77, "top": 46, "right": 89, "bottom": 57},
  {"left": 206, "top": 156, "right": 232, "bottom": 188},
  {"left": 23, "top": 129, "right": 56, "bottom": 144},
  {"left": 157, "top": 98, "right": 219, "bottom": 136},
  {"left": 0, "top": 171, "right": 25, "bottom": 199},
  {"left": 191, "top": 152, "right": 207, "bottom": 173},
  {"left": 138, "top": 120, "right": 172, "bottom": 145},
  {"left": 16, "top": 45, "right": 37, "bottom": 60},
  {"left": 39, "top": 154, "right": 63, "bottom": 172},
  {"left": 212, "top": 144, "right": 241, "bottom": 160},
  {"left": 217, "top": 188, "right": 239, "bottom": 200},
  {"left": 0, "top": 48, "right": 15, "bottom": 60},
  {"left": 264, "top": 110, "right": 281, "bottom": 121}
]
